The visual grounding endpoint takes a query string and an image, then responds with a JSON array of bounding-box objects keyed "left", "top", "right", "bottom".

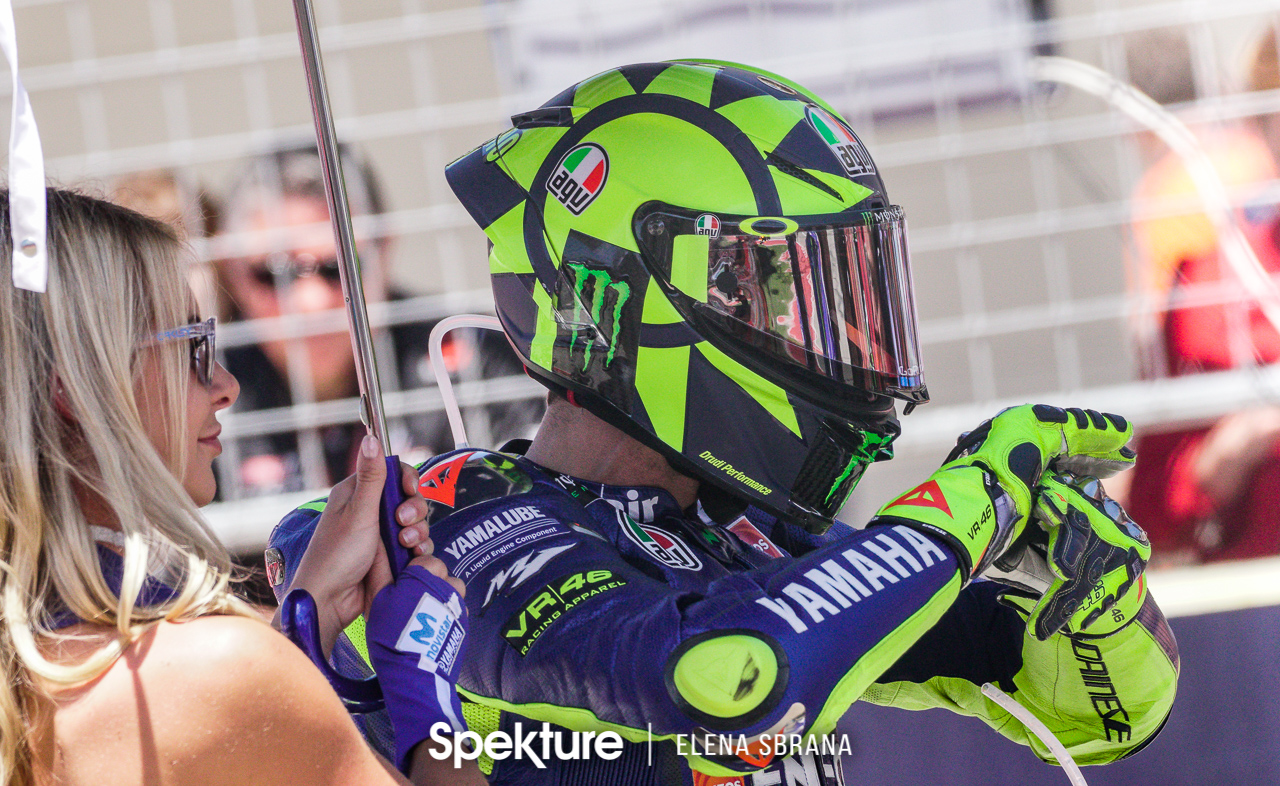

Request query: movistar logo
[
  {"left": 565, "top": 262, "right": 630, "bottom": 370},
  {"left": 409, "top": 612, "right": 438, "bottom": 645}
]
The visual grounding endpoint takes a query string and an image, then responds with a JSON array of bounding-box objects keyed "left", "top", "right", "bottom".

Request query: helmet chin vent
[{"left": 791, "top": 421, "right": 896, "bottom": 532}]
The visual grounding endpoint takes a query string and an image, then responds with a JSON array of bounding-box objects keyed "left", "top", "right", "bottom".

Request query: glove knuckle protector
[
  {"left": 927, "top": 405, "right": 1139, "bottom": 608},
  {"left": 1023, "top": 474, "right": 1151, "bottom": 640},
  {"left": 945, "top": 403, "right": 1137, "bottom": 515}
]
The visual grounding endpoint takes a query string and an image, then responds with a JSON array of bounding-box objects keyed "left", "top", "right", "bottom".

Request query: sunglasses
[
  {"left": 247, "top": 251, "right": 343, "bottom": 289},
  {"left": 145, "top": 317, "right": 217, "bottom": 387}
]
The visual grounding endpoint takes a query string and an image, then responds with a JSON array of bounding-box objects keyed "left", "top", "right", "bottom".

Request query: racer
[{"left": 268, "top": 61, "right": 1179, "bottom": 784}]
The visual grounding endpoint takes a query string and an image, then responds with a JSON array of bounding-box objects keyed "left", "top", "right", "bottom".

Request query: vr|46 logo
[
  {"left": 501, "top": 569, "right": 627, "bottom": 656},
  {"left": 549, "top": 143, "right": 608, "bottom": 215}
]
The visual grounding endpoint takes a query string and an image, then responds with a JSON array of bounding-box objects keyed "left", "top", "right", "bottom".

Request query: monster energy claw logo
[
  {"left": 565, "top": 262, "right": 630, "bottom": 370},
  {"left": 549, "top": 143, "right": 609, "bottom": 215}
]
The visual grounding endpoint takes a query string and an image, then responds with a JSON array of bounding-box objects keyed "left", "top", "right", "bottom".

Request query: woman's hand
[{"left": 287, "top": 435, "right": 433, "bottom": 654}]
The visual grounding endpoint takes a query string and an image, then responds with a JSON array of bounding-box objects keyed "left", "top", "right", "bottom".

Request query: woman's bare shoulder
[
  {"left": 54, "top": 614, "right": 314, "bottom": 707},
  {"left": 48, "top": 615, "right": 402, "bottom": 786}
]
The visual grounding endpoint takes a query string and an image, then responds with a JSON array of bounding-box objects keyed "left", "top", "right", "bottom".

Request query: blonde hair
[{"left": 0, "top": 188, "right": 251, "bottom": 784}]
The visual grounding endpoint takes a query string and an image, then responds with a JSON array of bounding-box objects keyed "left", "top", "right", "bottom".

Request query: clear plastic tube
[
  {"left": 981, "top": 682, "right": 1089, "bottom": 786},
  {"left": 1030, "top": 55, "right": 1280, "bottom": 340},
  {"left": 427, "top": 314, "right": 505, "bottom": 449}
]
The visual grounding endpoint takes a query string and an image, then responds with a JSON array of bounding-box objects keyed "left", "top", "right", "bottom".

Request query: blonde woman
[{"left": 0, "top": 188, "right": 473, "bottom": 785}]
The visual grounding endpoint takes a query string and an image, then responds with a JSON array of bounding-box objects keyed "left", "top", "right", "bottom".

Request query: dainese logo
[{"left": 549, "top": 143, "right": 609, "bottom": 215}]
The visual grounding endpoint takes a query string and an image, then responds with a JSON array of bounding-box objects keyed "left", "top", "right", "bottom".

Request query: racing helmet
[{"left": 446, "top": 60, "right": 928, "bottom": 533}]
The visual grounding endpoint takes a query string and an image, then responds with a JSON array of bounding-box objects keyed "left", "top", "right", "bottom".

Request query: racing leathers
[{"left": 267, "top": 442, "right": 1179, "bottom": 785}]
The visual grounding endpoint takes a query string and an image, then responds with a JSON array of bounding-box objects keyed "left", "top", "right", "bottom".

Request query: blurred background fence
[
  {"left": 4, "top": 0, "right": 1275, "bottom": 519},
  {"left": 11, "top": 0, "right": 1280, "bottom": 538}
]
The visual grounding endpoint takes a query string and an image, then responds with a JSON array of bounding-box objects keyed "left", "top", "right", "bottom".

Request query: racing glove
[
  {"left": 366, "top": 565, "right": 469, "bottom": 773},
  {"left": 869, "top": 463, "right": 1019, "bottom": 582},
  {"left": 992, "top": 473, "right": 1152, "bottom": 641},
  {"left": 870, "top": 405, "right": 1135, "bottom": 583}
]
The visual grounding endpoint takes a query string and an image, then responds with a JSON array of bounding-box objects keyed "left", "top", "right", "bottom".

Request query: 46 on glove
[
  {"left": 994, "top": 473, "right": 1151, "bottom": 641},
  {"left": 873, "top": 405, "right": 1137, "bottom": 584},
  {"left": 367, "top": 564, "right": 469, "bottom": 773}
]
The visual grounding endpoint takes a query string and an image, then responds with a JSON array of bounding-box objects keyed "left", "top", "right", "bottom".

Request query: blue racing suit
[{"left": 267, "top": 443, "right": 1178, "bottom": 785}]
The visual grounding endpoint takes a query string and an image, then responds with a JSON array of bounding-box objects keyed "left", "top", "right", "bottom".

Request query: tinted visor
[{"left": 636, "top": 203, "right": 927, "bottom": 403}]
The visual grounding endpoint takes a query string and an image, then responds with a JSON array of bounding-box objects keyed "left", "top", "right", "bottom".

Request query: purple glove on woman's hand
[{"left": 367, "top": 564, "right": 469, "bottom": 773}]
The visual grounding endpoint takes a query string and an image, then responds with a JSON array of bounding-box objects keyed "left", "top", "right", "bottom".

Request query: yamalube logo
[
  {"left": 805, "top": 105, "right": 876, "bottom": 178},
  {"left": 694, "top": 214, "right": 721, "bottom": 238},
  {"left": 549, "top": 143, "right": 609, "bottom": 215}
]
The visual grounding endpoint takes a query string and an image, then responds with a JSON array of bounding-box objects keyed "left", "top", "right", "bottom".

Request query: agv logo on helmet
[
  {"left": 549, "top": 143, "right": 609, "bottom": 215},
  {"left": 694, "top": 214, "right": 720, "bottom": 238},
  {"left": 805, "top": 105, "right": 876, "bottom": 178}
]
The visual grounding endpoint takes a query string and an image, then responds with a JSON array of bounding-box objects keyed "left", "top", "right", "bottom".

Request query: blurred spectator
[
  {"left": 109, "top": 168, "right": 219, "bottom": 239},
  {"left": 1122, "top": 22, "right": 1280, "bottom": 565},
  {"left": 108, "top": 168, "right": 222, "bottom": 314},
  {"left": 213, "top": 142, "right": 542, "bottom": 498},
  {"left": 1250, "top": 21, "right": 1280, "bottom": 159}
]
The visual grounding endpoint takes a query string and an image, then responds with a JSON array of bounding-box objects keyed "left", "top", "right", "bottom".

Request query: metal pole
[
  {"left": 290, "top": 0, "right": 389, "bottom": 450},
  {"left": 281, "top": 0, "right": 407, "bottom": 709}
]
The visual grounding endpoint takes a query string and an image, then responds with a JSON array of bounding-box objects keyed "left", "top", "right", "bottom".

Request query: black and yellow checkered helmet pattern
[{"left": 447, "top": 60, "right": 926, "bottom": 533}]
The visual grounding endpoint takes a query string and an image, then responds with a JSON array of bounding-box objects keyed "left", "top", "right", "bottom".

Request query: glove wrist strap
[{"left": 871, "top": 464, "right": 1013, "bottom": 583}]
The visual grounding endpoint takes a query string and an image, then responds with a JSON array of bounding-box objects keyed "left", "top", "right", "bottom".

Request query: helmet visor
[{"left": 636, "top": 204, "right": 927, "bottom": 402}]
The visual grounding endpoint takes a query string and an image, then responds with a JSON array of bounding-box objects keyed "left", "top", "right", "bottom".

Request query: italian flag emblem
[
  {"left": 549, "top": 142, "right": 609, "bottom": 215},
  {"left": 694, "top": 213, "right": 720, "bottom": 238},
  {"left": 805, "top": 105, "right": 876, "bottom": 178}
]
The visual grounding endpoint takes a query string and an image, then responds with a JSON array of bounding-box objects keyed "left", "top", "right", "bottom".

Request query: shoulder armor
[{"left": 417, "top": 449, "right": 537, "bottom": 526}]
